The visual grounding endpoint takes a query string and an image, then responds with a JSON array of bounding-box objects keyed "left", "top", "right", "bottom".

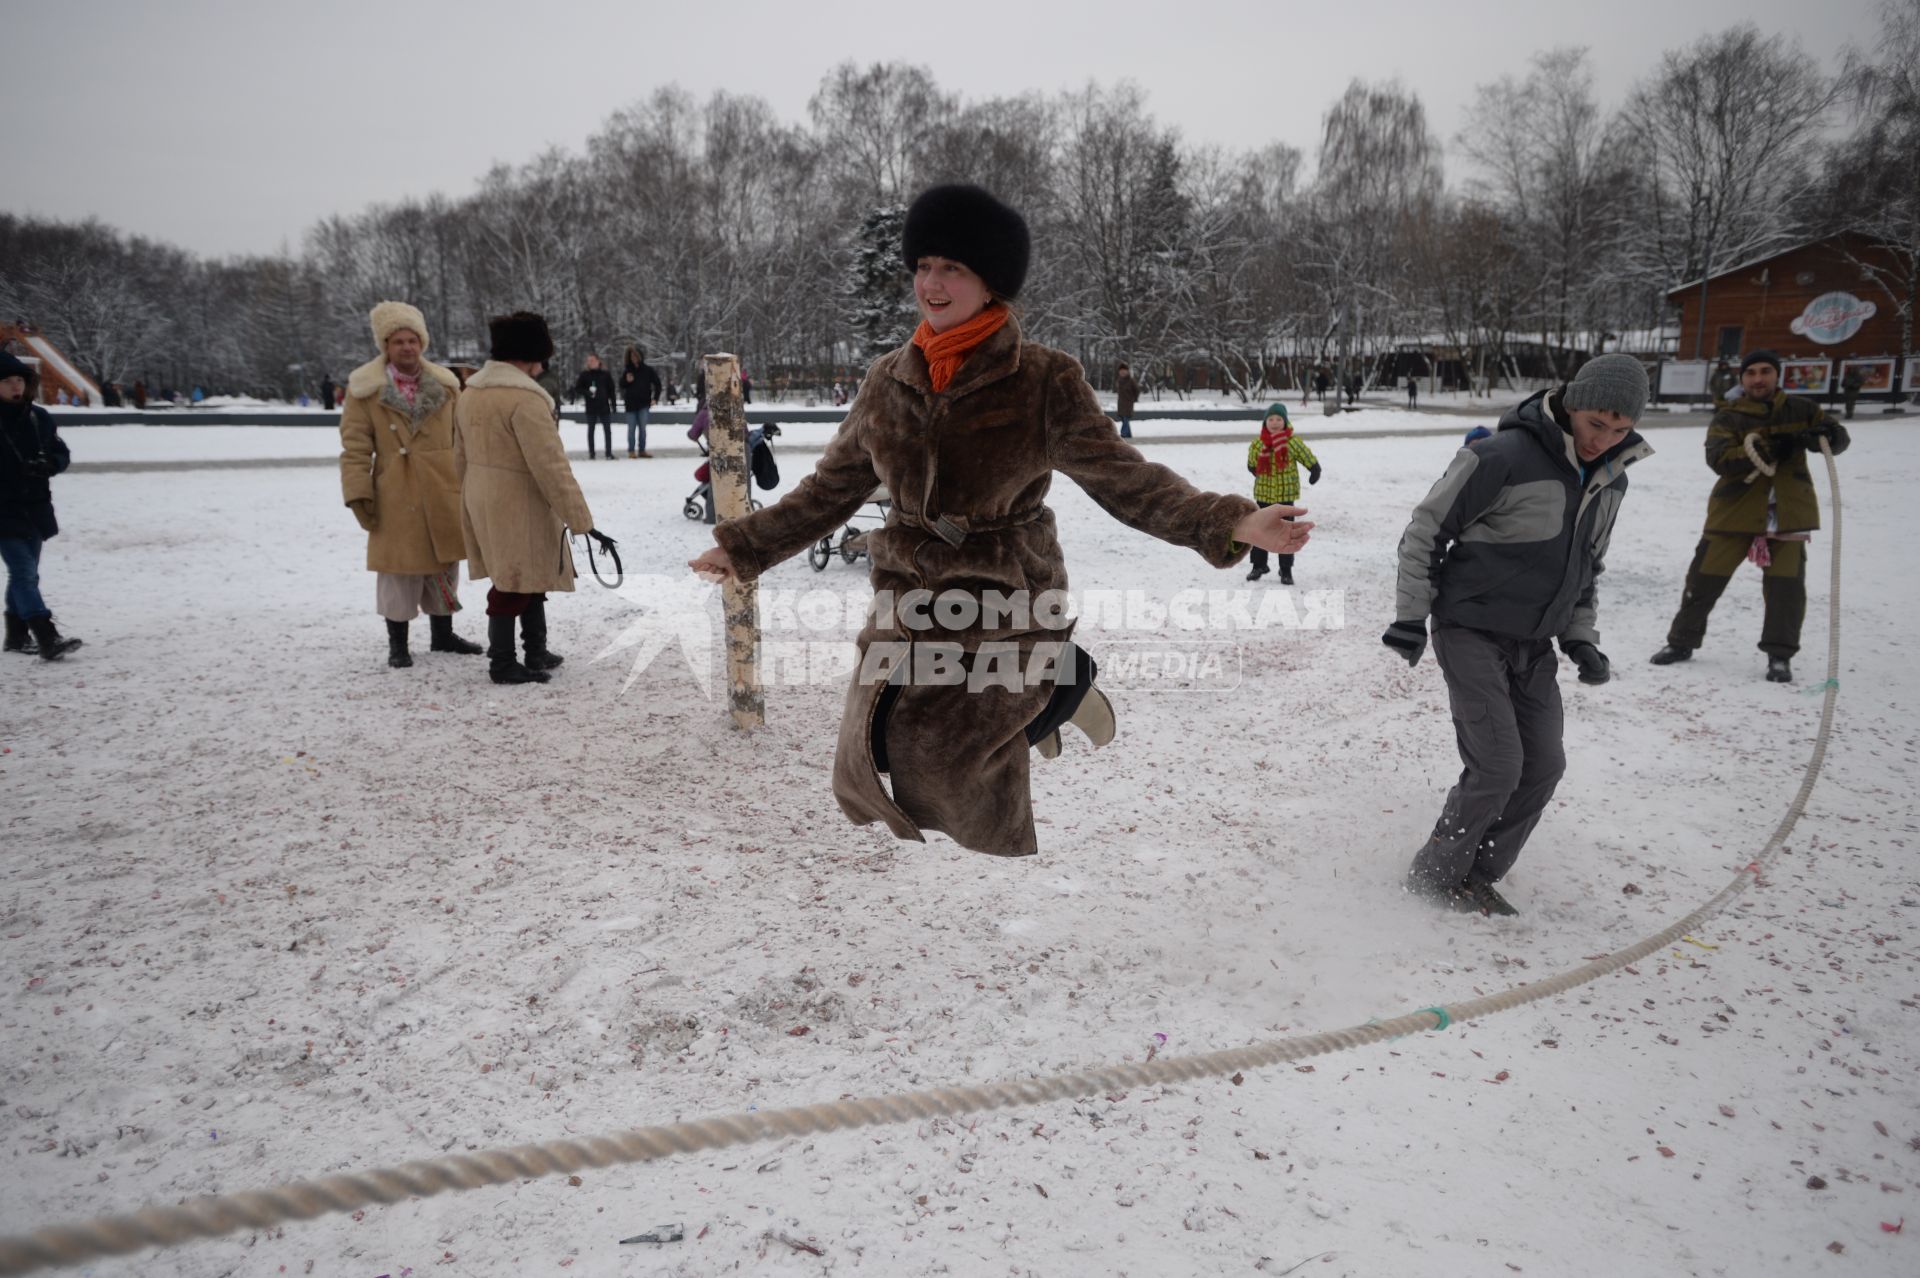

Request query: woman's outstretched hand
[
  {"left": 1232, "top": 504, "right": 1313, "bottom": 554},
  {"left": 688, "top": 546, "right": 735, "bottom": 583}
]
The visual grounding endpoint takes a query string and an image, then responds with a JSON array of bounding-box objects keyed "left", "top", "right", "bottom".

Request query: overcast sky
[{"left": 4, "top": 0, "right": 1881, "bottom": 258}]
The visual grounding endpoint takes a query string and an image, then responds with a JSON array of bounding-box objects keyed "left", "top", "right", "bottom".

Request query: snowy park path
[{"left": 2, "top": 424, "right": 1916, "bottom": 1276}]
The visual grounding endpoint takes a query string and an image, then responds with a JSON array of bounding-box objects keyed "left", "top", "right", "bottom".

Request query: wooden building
[
  {"left": 1666, "top": 235, "right": 1914, "bottom": 403},
  {"left": 0, "top": 322, "right": 103, "bottom": 406}
]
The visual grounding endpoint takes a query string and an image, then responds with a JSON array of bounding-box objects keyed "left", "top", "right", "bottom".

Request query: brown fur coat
[{"left": 714, "top": 318, "right": 1254, "bottom": 856}]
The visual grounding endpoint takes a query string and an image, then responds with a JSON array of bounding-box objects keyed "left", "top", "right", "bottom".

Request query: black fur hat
[
  {"left": 901, "top": 184, "right": 1031, "bottom": 301},
  {"left": 489, "top": 311, "right": 555, "bottom": 363}
]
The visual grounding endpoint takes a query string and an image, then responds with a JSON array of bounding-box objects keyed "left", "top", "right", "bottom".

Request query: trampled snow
[{"left": 2, "top": 420, "right": 1915, "bottom": 1276}]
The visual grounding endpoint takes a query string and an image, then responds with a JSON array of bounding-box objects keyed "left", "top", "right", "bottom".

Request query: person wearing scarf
[
  {"left": 338, "top": 301, "right": 483, "bottom": 668},
  {"left": 688, "top": 184, "right": 1314, "bottom": 858},
  {"left": 1244, "top": 403, "right": 1321, "bottom": 583}
]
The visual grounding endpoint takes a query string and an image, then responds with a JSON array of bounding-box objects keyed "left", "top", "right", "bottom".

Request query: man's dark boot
[
  {"left": 428, "top": 612, "right": 483, "bottom": 655},
  {"left": 1403, "top": 872, "right": 1481, "bottom": 914},
  {"left": 3, "top": 610, "right": 36, "bottom": 655},
  {"left": 1649, "top": 645, "right": 1693, "bottom": 665},
  {"left": 1278, "top": 554, "right": 1295, "bottom": 586},
  {"left": 386, "top": 619, "right": 412, "bottom": 668},
  {"left": 25, "top": 616, "right": 82, "bottom": 662},
  {"left": 522, "top": 598, "right": 564, "bottom": 671},
  {"left": 1767, "top": 656, "right": 1793, "bottom": 683},
  {"left": 1465, "top": 879, "right": 1520, "bottom": 917},
  {"left": 489, "top": 614, "right": 549, "bottom": 685}
]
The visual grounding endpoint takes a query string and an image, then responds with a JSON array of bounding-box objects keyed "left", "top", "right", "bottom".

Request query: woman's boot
[
  {"left": 1027, "top": 646, "right": 1115, "bottom": 757},
  {"left": 3, "top": 611, "right": 37, "bottom": 655},
  {"left": 386, "top": 619, "right": 412, "bottom": 668},
  {"left": 522, "top": 598, "right": 564, "bottom": 671},
  {"left": 26, "top": 616, "right": 82, "bottom": 662},
  {"left": 489, "top": 614, "right": 549, "bottom": 684},
  {"left": 428, "top": 612, "right": 483, "bottom": 655}
]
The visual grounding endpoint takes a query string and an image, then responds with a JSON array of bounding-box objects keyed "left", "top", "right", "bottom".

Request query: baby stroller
[
  {"left": 807, "top": 486, "right": 892, "bottom": 570},
  {"left": 682, "top": 409, "right": 781, "bottom": 524}
]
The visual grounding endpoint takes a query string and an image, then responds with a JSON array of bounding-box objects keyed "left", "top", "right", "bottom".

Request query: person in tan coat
[
  {"left": 338, "top": 301, "right": 483, "bottom": 667},
  {"left": 689, "top": 185, "right": 1312, "bottom": 857},
  {"left": 456, "top": 311, "right": 616, "bottom": 685}
]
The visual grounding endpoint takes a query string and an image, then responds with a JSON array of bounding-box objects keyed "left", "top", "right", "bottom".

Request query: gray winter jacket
[{"left": 1393, "top": 389, "right": 1651, "bottom": 647}]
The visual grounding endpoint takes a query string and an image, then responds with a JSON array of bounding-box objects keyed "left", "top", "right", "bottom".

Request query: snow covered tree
[{"left": 843, "top": 204, "right": 914, "bottom": 361}]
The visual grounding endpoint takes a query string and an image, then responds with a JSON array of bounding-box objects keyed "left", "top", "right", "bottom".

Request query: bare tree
[
  {"left": 1623, "top": 24, "right": 1839, "bottom": 359},
  {"left": 1827, "top": 0, "right": 1920, "bottom": 372},
  {"left": 1458, "top": 48, "right": 1635, "bottom": 375},
  {"left": 809, "top": 62, "right": 955, "bottom": 209}
]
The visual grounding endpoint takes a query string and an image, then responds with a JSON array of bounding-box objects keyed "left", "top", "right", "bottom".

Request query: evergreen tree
[{"left": 844, "top": 204, "right": 915, "bottom": 360}]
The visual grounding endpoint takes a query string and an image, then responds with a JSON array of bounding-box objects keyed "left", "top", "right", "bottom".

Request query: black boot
[
  {"left": 489, "top": 614, "right": 549, "bottom": 684},
  {"left": 1766, "top": 656, "right": 1793, "bottom": 683},
  {"left": 522, "top": 598, "right": 564, "bottom": 671},
  {"left": 1278, "top": 554, "right": 1295, "bottom": 586},
  {"left": 386, "top": 619, "right": 412, "bottom": 668},
  {"left": 1649, "top": 645, "right": 1693, "bottom": 665},
  {"left": 1464, "top": 878, "right": 1520, "bottom": 917},
  {"left": 428, "top": 612, "right": 483, "bottom": 655},
  {"left": 3, "top": 610, "right": 36, "bottom": 655},
  {"left": 25, "top": 616, "right": 82, "bottom": 662}
]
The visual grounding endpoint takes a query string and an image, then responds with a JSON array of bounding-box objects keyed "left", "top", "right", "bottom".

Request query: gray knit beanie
[{"left": 1561, "top": 354, "right": 1649, "bottom": 425}]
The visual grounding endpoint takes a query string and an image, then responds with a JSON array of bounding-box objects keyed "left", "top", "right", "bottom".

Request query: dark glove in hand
[
  {"left": 1797, "top": 421, "right": 1840, "bottom": 450},
  {"left": 21, "top": 455, "right": 58, "bottom": 478},
  {"left": 1382, "top": 620, "right": 1427, "bottom": 667},
  {"left": 1308, "top": 463, "right": 1323, "bottom": 485},
  {"left": 1563, "top": 640, "right": 1610, "bottom": 685},
  {"left": 587, "top": 529, "right": 618, "bottom": 552}
]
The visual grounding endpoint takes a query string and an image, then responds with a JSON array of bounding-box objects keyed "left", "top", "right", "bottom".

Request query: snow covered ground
[{"left": 3, "top": 421, "right": 1916, "bottom": 1277}]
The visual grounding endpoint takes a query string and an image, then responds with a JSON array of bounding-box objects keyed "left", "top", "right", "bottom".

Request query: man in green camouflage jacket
[{"left": 1650, "top": 350, "right": 1849, "bottom": 683}]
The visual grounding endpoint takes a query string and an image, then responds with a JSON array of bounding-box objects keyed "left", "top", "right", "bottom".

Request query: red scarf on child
[
  {"left": 1255, "top": 423, "right": 1292, "bottom": 476},
  {"left": 912, "top": 304, "right": 1011, "bottom": 392}
]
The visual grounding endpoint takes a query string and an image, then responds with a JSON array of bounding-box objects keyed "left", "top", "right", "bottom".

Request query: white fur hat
[{"left": 369, "top": 300, "right": 429, "bottom": 351}]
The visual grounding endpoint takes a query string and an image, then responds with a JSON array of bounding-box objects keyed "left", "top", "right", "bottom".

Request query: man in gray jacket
[{"left": 1383, "top": 355, "right": 1652, "bottom": 916}]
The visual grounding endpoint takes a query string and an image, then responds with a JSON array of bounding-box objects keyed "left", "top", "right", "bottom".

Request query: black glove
[
  {"left": 587, "top": 529, "right": 618, "bottom": 554},
  {"left": 1794, "top": 420, "right": 1840, "bottom": 451},
  {"left": 1308, "top": 463, "right": 1323, "bottom": 486},
  {"left": 1382, "top": 620, "right": 1427, "bottom": 667},
  {"left": 1563, "top": 640, "right": 1610, "bottom": 685},
  {"left": 19, "top": 454, "right": 58, "bottom": 479}
]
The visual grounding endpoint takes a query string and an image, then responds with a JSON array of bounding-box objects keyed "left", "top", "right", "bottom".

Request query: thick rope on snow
[{"left": 0, "top": 441, "right": 1846, "bottom": 1277}]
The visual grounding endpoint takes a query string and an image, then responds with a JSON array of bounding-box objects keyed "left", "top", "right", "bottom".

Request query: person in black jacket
[
  {"left": 572, "top": 354, "right": 619, "bottom": 459},
  {"left": 620, "top": 345, "right": 664, "bottom": 458},
  {"left": 1384, "top": 355, "right": 1651, "bottom": 916},
  {"left": 0, "top": 352, "right": 83, "bottom": 660}
]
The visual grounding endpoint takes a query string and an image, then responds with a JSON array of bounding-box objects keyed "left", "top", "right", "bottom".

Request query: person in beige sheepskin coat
[
  {"left": 456, "top": 311, "right": 616, "bottom": 685},
  {"left": 338, "top": 300, "right": 484, "bottom": 668}
]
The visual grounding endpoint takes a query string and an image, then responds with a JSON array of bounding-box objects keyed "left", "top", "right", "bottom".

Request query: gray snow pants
[{"left": 1407, "top": 624, "right": 1567, "bottom": 889}]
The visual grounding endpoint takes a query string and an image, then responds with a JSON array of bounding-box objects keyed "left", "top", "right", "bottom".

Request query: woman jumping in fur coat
[{"left": 689, "top": 184, "right": 1312, "bottom": 857}]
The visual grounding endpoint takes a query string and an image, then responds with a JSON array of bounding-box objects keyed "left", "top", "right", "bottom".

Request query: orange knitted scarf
[{"left": 912, "top": 303, "right": 1010, "bottom": 392}]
